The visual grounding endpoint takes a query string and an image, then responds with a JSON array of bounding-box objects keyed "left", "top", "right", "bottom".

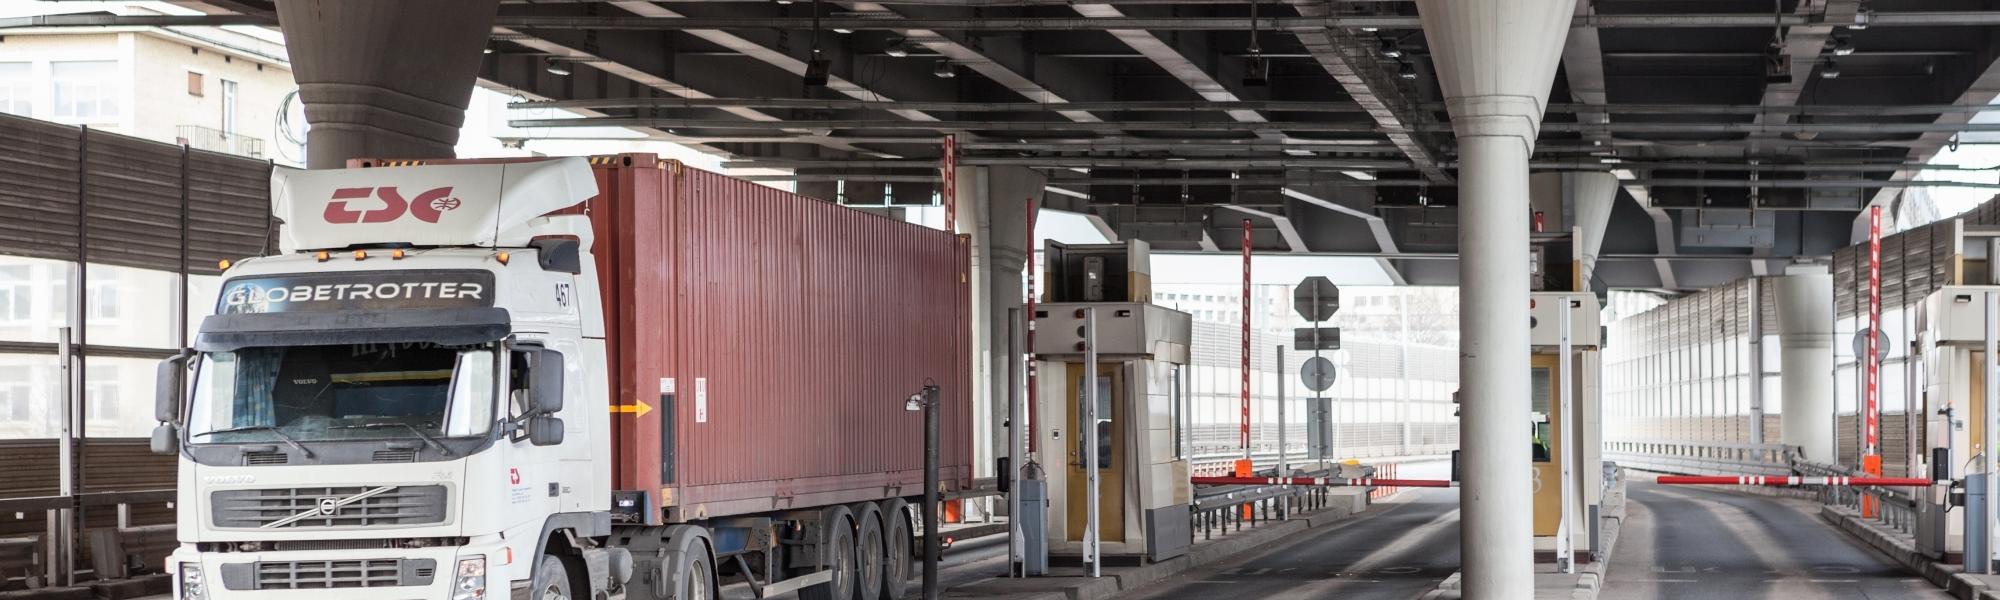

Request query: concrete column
[
  {"left": 955, "top": 166, "right": 1044, "bottom": 479},
  {"left": 1775, "top": 270, "right": 1836, "bottom": 463},
  {"left": 1568, "top": 172, "right": 1619, "bottom": 289},
  {"left": 277, "top": 0, "right": 500, "bottom": 168},
  {"left": 1417, "top": 1, "right": 1576, "bottom": 598}
]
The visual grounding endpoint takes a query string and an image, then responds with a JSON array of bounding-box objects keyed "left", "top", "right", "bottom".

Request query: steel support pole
[
  {"left": 1083, "top": 308, "right": 1100, "bottom": 578},
  {"left": 1749, "top": 277, "right": 1765, "bottom": 445},
  {"left": 1278, "top": 345, "right": 1288, "bottom": 519},
  {"left": 54, "top": 327, "right": 72, "bottom": 587},
  {"left": 923, "top": 383, "right": 940, "bottom": 599},
  {"left": 1558, "top": 298, "right": 1575, "bottom": 573},
  {"left": 1006, "top": 309, "right": 1024, "bottom": 576},
  {"left": 1457, "top": 134, "right": 1536, "bottom": 599},
  {"left": 1985, "top": 291, "right": 1998, "bottom": 573}
]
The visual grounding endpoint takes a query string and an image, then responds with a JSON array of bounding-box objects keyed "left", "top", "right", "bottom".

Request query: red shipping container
[{"left": 353, "top": 154, "right": 973, "bottom": 523}]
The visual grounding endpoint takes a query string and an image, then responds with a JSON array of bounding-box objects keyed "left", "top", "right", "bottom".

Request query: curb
[{"left": 1816, "top": 504, "right": 1998, "bottom": 599}]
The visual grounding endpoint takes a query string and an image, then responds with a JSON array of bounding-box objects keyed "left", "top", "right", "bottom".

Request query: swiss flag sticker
[{"left": 509, "top": 468, "right": 522, "bottom": 485}]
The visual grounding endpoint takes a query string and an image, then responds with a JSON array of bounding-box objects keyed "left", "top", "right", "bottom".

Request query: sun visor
[
  {"left": 196, "top": 307, "right": 512, "bottom": 352},
  {"left": 272, "top": 157, "right": 596, "bottom": 252}
]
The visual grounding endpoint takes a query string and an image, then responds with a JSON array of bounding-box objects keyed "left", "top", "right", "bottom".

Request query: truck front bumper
[{"left": 166, "top": 541, "right": 512, "bottom": 600}]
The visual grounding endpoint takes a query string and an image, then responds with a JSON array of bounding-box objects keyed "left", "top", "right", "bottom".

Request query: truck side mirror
[
  {"left": 530, "top": 349, "right": 565, "bottom": 414},
  {"left": 529, "top": 416, "right": 565, "bottom": 446},
  {"left": 155, "top": 351, "right": 192, "bottom": 423},
  {"left": 151, "top": 423, "right": 180, "bottom": 455}
]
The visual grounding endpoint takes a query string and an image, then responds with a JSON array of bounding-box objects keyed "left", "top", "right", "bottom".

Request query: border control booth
[
  {"left": 1529, "top": 291, "right": 1605, "bottom": 567},
  {"left": 1031, "top": 240, "right": 1194, "bottom": 567}
]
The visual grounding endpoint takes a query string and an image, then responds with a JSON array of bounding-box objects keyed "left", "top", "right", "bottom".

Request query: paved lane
[
  {"left": 1600, "top": 482, "right": 1945, "bottom": 600},
  {"left": 1117, "top": 488, "right": 1462, "bottom": 600}
]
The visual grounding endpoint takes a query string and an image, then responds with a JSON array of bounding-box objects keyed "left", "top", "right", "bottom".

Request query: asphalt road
[
  {"left": 1116, "top": 488, "right": 1463, "bottom": 600},
  {"left": 1600, "top": 482, "right": 1947, "bottom": 600}
]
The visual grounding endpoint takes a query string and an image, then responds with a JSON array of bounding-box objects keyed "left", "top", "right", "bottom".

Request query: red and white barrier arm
[
  {"left": 1191, "top": 476, "right": 1459, "bottom": 488},
  {"left": 1655, "top": 475, "right": 1934, "bottom": 487}
]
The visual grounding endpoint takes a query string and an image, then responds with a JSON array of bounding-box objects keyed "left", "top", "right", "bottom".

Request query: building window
[
  {"left": 0, "top": 266, "right": 30, "bottom": 322},
  {"left": 0, "top": 62, "right": 29, "bottom": 117},
  {"left": 187, "top": 71, "right": 204, "bottom": 97},
  {"left": 51, "top": 61, "right": 119, "bottom": 121},
  {"left": 84, "top": 365, "right": 117, "bottom": 421},
  {"left": 220, "top": 79, "right": 238, "bottom": 135},
  {"left": 0, "top": 366, "right": 27, "bottom": 421}
]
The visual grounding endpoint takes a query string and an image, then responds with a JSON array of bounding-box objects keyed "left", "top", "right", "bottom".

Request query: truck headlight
[
  {"left": 179, "top": 564, "right": 208, "bottom": 600},
  {"left": 452, "top": 557, "right": 487, "bottom": 600}
]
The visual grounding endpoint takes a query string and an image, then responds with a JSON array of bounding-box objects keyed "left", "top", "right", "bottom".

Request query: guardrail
[{"left": 1189, "top": 470, "right": 1335, "bottom": 540}]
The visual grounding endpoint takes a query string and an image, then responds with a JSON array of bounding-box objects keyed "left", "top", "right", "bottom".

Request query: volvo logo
[{"left": 317, "top": 498, "right": 340, "bottom": 516}]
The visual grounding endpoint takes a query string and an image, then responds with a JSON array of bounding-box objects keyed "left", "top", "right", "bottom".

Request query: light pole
[{"left": 905, "top": 380, "right": 941, "bottom": 599}]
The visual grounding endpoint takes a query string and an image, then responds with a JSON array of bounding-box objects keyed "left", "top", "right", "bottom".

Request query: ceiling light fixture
[
  {"left": 545, "top": 57, "right": 572, "bottom": 76},
  {"left": 1380, "top": 38, "right": 1404, "bottom": 59},
  {"left": 1832, "top": 34, "right": 1855, "bottom": 56},
  {"left": 933, "top": 60, "right": 956, "bottom": 78},
  {"left": 1822, "top": 58, "right": 1841, "bottom": 79},
  {"left": 1397, "top": 62, "right": 1418, "bottom": 80}
]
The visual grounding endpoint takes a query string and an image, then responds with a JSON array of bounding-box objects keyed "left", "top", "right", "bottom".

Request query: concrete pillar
[
  {"left": 1417, "top": 1, "right": 1576, "bottom": 598},
  {"left": 1568, "top": 172, "right": 1619, "bottom": 289},
  {"left": 955, "top": 166, "right": 1044, "bottom": 480},
  {"left": 277, "top": 0, "right": 500, "bottom": 168},
  {"left": 1775, "top": 270, "right": 1836, "bottom": 463}
]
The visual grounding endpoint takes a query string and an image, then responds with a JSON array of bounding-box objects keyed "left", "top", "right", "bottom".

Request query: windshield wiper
[
  {"left": 191, "top": 426, "right": 316, "bottom": 459},
  {"left": 330, "top": 423, "right": 452, "bottom": 456}
]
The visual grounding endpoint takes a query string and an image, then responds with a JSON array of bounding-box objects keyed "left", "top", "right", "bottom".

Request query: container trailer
[{"left": 153, "top": 154, "right": 972, "bottom": 600}]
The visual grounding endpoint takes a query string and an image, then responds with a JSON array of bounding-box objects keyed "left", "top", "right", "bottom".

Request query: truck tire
[
  {"left": 673, "top": 540, "right": 715, "bottom": 600},
  {"left": 849, "top": 502, "right": 885, "bottom": 600},
  {"left": 799, "top": 505, "right": 857, "bottom": 600},
  {"left": 877, "top": 498, "right": 912, "bottom": 600},
  {"left": 533, "top": 554, "right": 574, "bottom": 600}
]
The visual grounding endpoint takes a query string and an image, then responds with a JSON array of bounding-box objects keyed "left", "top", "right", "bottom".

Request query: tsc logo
[{"left": 324, "top": 186, "right": 462, "bottom": 224}]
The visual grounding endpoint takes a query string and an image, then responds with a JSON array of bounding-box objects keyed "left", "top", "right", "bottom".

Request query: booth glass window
[
  {"left": 1077, "top": 375, "right": 1112, "bottom": 469},
  {"left": 1531, "top": 366, "right": 1553, "bottom": 463}
]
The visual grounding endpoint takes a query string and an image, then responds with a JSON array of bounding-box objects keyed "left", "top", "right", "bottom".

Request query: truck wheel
[
  {"left": 533, "top": 554, "right": 574, "bottom": 600},
  {"left": 799, "top": 505, "right": 857, "bottom": 600},
  {"left": 675, "top": 544, "right": 715, "bottom": 600},
  {"left": 850, "top": 502, "right": 885, "bottom": 600},
  {"left": 878, "top": 498, "right": 912, "bottom": 600}
]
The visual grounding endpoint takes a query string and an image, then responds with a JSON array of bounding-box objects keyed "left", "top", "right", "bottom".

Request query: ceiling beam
[
  {"left": 513, "top": 114, "right": 2000, "bottom": 135},
  {"left": 1218, "top": 205, "right": 1308, "bottom": 253},
  {"left": 497, "top": 27, "right": 879, "bottom": 154},
  {"left": 605, "top": 1, "right": 937, "bottom": 122},
  {"left": 470, "top": 11, "right": 1988, "bottom": 31},
  {"left": 1287, "top": 0, "right": 1449, "bottom": 182},
  {"left": 1748, "top": 0, "right": 1861, "bottom": 142},
  {"left": 1071, "top": 3, "right": 1285, "bottom": 143},
  {"left": 1859, "top": 39, "right": 2000, "bottom": 240},
  {"left": 24, "top": 10, "right": 2000, "bottom": 31},
  {"left": 1284, "top": 188, "right": 1407, "bottom": 284},
  {"left": 840, "top": 1, "right": 1109, "bottom": 124}
]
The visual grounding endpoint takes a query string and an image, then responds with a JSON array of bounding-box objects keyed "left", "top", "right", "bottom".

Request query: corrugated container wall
[{"left": 355, "top": 154, "right": 973, "bottom": 523}]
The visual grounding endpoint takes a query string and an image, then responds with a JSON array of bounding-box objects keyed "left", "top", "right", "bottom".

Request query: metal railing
[
  {"left": 1189, "top": 468, "right": 1338, "bottom": 540},
  {"left": 176, "top": 124, "right": 265, "bottom": 158}
]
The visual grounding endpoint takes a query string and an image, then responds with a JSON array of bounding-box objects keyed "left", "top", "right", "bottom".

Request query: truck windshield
[{"left": 186, "top": 343, "right": 497, "bottom": 444}]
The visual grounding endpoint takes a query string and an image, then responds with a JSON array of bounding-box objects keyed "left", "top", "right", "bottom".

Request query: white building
[{"left": 0, "top": 6, "right": 295, "bottom": 162}]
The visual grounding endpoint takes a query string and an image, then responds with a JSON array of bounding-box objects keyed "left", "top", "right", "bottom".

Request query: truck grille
[
  {"left": 220, "top": 558, "right": 436, "bottom": 590},
  {"left": 210, "top": 486, "right": 447, "bottom": 529}
]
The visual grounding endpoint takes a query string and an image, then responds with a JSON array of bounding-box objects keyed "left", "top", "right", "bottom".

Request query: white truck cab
[{"left": 157, "top": 158, "right": 627, "bottom": 599}]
